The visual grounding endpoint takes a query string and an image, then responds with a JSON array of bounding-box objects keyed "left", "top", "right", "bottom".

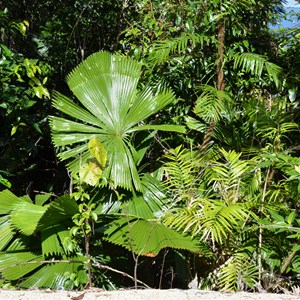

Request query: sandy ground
[{"left": 0, "top": 289, "right": 300, "bottom": 300}]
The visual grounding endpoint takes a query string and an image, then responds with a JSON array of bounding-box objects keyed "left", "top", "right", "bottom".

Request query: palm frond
[
  {"left": 41, "top": 225, "right": 71, "bottom": 256},
  {"left": 124, "top": 83, "right": 177, "bottom": 127},
  {"left": 103, "top": 217, "right": 201, "bottom": 256},
  {"left": 0, "top": 216, "right": 15, "bottom": 250},
  {"left": 194, "top": 85, "right": 233, "bottom": 123},
  {"left": 67, "top": 51, "right": 140, "bottom": 127},
  {"left": 217, "top": 253, "right": 258, "bottom": 291},
  {"left": 10, "top": 201, "right": 47, "bottom": 235},
  {"left": 147, "top": 33, "right": 213, "bottom": 66},
  {"left": 200, "top": 199, "right": 247, "bottom": 244},
  {"left": 50, "top": 52, "right": 184, "bottom": 191},
  {"left": 0, "top": 190, "right": 21, "bottom": 214},
  {"left": 141, "top": 173, "right": 168, "bottom": 215},
  {"left": 0, "top": 191, "right": 85, "bottom": 289},
  {"left": 204, "top": 148, "right": 253, "bottom": 202},
  {"left": 50, "top": 117, "right": 106, "bottom": 134},
  {"left": 122, "top": 175, "right": 168, "bottom": 219},
  {"left": 0, "top": 252, "right": 44, "bottom": 280},
  {"left": 37, "top": 195, "right": 78, "bottom": 230},
  {"left": 20, "top": 259, "right": 86, "bottom": 289},
  {"left": 162, "top": 146, "right": 199, "bottom": 203},
  {"left": 233, "top": 53, "right": 282, "bottom": 88},
  {"left": 164, "top": 198, "right": 247, "bottom": 245},
  {"left": 51, "top": 92, "right": 105, "bottom": 127}
]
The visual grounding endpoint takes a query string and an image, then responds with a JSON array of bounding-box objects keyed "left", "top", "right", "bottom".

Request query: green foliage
[
  {"left": 1, "top": 0, "right": 300, "bottom": 292},
  {"left": 103, "top": 217, "right": 200, "bottom": 257},
  {"left": 163, "top": 147, "right": 250, "bottom": 244},
  {"left": 50, "top": 51, "right": 185, "bottom": 191},
  {"left": 0, "top": 10, "right": 53, "bottom": 194},
  {"left": 0, "top": 190, "right": 88, "bottom": 289},
  {"left": 233, "top": 53, "right": 283, "bottom": 88}
]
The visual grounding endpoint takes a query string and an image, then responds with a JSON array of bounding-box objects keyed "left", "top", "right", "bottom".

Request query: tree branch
[{"left": 92, "top": 262, "right": 151, "bottom": 289}]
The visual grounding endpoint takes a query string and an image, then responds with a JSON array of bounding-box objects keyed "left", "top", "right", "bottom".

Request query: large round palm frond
[{"left": 50, "top": 51, "right": 185, "bottom": 191}]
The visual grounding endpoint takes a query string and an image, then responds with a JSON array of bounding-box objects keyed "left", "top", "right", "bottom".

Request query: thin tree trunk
[
  {"left": 200, "top": 15, "right": 225, "bottom": 153},
  {"left": 217, "top": 20, "right": 225, "bottom": 91},
  {"left": 85, "top": 220, "right": 92, "bottom": 288}
]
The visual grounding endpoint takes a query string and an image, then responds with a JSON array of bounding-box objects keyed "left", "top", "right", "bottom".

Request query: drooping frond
[
  {"left": 233, "top": 53, "right": 282, "bottom": 88},
  {"left": 194, "top": 85, "right": 233, "bottom": 123},
  {"left": 216, "top": 253, "right": 258, "bottom": 291},
  {"left": 164, "top": 198, "right": 247, "bottom": 245},
  {"left": 162, "top": 145, "right": 199, "bottom": 204},
  {"left": 147, "top": 33, "right": 214, "bottom": 66}
]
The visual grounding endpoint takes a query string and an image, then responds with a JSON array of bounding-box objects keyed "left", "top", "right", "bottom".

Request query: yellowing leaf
[
  {"left": 11, "top": 125, "right": 18, "bottom": 136},
  {"left": 295, "top": 165, "right": 300, "bottom": 174},
  {"left": 79, "top": 160, "right": 102, "bottom": 186},
  {"left": 23, "top": 20, "right": 29, "bottom": 27},
  {"left": 88, "top": 138, "right": 107, "bottom": 168}
]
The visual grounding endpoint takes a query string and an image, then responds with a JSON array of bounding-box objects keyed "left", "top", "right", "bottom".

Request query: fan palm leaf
[
  {"left": 103, "top": 217, "right": 201, "bottom": 256},
  {"left": 0, "top": 190, "right": 85, "bottom": 289},
  {"left": 50, "top": 51, "right": 185, "bottom": 191}
]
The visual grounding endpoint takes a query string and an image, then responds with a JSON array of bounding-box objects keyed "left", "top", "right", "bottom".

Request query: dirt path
[{"left": 0, "top": 289, "right": 299, "bottom": 300}]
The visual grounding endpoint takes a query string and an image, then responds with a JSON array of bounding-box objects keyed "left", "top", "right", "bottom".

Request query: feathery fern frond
[
  {"left": 194, "top": 85, "right": 233, "bottom": 123},
  {"left": 162, "top": 145, "right": 200, "bottom": 204},
  {"left": 233, "top": 53, "right": 282, "bottom": 88},
  {"left": 147, "top": 33, "right": 214, "bottom": 66},
  {"left": 216, "top": 252, "right": 258, "bottom": 291},
  {"left": 205, "top": 148, "right": 253, "bottom": 203},
  {"left": 164, "top": 198, "right": 247, "bottom": 245}
]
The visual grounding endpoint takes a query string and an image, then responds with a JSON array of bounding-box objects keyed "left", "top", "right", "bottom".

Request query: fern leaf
[{"left": 233, "top": 53, "right": 282, "bottom": 88}]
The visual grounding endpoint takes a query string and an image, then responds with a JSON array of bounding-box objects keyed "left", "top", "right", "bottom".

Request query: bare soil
[{"left": 0, "top": 289, "right": 299, "bottom": 300}]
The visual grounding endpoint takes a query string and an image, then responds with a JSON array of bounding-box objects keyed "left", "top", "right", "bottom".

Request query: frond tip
[{"left": 103, "top": 217, "right": 201, "bottom": 256}]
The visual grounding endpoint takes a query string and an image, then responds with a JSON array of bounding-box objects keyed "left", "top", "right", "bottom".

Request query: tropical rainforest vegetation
[{"left": 0, "top": 0, "right": 300, "bottom": 293}]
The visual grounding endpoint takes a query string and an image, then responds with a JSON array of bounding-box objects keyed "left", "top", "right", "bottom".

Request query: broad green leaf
[
  {"left": 286, "top": 211, "right": 296, "bottom": 225},
  {"left": 50, "top": 51, "right": 180, "bottom": 191},
  {"left": 0, "top": 190, "right": 23, "bottom": 214},
  {"left": 0, "top": 216, "right": 14, "bottom": 250},
  {"left": 0, "top": 252, "right": 44, "bottom": 280},
  {"left": 10, "top": 201, "right": 47, "bottom": 235},
  {"left": 88, "top": 138, "right": 107, "bottom": 168},
  {"left": 79, "top": 160, "right": 102, "bottom": 186},
  {"left": 104, "top": 217, "right": 200, "bottom": 256}
]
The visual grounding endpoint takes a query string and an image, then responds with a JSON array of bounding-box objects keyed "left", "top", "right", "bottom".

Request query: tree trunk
[
  {"left": 217, "top": 20, "right": 225, "bottom": 91},
  {"left": 200, "top": 15, "right": 225, "bottom": 154}
]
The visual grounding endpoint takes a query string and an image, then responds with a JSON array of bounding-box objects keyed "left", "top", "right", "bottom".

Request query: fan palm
[
  {"left": 50, "top": 51, "right": 185, "bottom": 191},
  {"left": 0, "top": 190, "right": 87, "bottom": 289}
]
